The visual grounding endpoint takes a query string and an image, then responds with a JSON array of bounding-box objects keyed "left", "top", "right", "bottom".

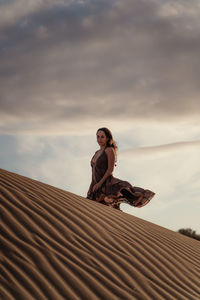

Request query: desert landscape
[{"left": 0, "top": 168, "right": 200, "bottom": 300}]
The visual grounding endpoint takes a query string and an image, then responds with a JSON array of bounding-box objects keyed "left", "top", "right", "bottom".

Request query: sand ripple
[{"left": 0, "top": 168, "right": 200, "bottom": 300}]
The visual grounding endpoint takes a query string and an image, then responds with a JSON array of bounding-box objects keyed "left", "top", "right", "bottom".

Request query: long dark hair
[{"left": 97, "top": 127, "right": 118, "bottom": 164}]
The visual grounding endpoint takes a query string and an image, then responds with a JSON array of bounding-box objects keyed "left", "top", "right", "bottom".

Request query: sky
[{"left": 0, "top": 0, "right": 200, "bottom": 232}]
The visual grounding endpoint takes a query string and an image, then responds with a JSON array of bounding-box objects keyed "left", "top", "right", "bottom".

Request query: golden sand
[{"left": 0, "top": 168, "right": 200, "bottom": 300}]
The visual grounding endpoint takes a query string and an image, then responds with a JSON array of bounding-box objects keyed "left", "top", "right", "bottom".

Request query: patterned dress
[{"left": 87, "top": 148, "right": 155, "bottom": 210}]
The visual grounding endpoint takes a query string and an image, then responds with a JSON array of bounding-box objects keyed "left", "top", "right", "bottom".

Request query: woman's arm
[{"left": 92, "top": 147, "right": 115, "bottom": 191}]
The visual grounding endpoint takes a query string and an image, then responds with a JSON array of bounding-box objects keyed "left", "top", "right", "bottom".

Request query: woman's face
[{"left": 96, "top": 130, "right": 108, "bottom": 148}]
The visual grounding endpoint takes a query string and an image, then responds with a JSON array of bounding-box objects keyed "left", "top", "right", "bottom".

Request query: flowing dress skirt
[{"left": 87, "top": 150, "right": 155, "bottom": 210}]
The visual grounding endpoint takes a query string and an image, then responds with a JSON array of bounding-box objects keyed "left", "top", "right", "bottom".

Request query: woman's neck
[{"left": 100, "top": 146, "right": 106, "bottom": 150}]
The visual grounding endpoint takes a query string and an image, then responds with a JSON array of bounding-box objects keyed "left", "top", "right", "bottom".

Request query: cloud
[
  {"left": 0, "top": 0, "right": 200, "bottom": 134},
  {"left": 12, "top": 134, "right": 94, "bottom": 196},
  {"left": 0, "top": 0, "right": 69, "bottom": 28},
  {"left": 120, "top": 140, "right": 200, "bottom": 157},
  {"left": 117, "top": 137, "right": 200, "bottom": 230}
]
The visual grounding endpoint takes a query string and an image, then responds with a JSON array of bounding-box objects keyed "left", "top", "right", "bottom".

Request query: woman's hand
[{"left": 92, "top": 182, "right": 102, "bottom": 192}]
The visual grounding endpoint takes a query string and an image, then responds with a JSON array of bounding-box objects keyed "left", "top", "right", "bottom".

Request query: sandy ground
[{"left": 0, "top": 168, "right": 200, "bottom": 300}]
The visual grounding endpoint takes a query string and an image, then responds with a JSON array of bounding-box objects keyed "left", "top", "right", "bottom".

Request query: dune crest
[{"left": 0, "top": 168, "right": 200, "bottom": 300}]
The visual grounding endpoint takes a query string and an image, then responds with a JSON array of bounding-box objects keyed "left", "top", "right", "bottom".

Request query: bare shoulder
[{"left": 105, "top": 147, "right": 115, "bottom": 156}]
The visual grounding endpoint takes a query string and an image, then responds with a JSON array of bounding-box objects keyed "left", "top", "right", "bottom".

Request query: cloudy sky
[{"left": 1, "top": 0, "right": 200, "bottom": 232}]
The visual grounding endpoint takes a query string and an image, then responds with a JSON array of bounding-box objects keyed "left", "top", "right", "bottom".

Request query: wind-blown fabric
[{"left": 87, "top": 149, "right": 155, "bottom": 210}]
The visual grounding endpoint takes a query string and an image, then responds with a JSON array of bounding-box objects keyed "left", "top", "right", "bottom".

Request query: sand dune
[{"left": 0, "top": 168, "right": 200, "bottom": 300}]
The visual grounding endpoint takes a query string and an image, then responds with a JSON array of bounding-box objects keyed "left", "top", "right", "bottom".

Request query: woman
[{"left": 87, "top": 127, "right": 155, "bottom": 210}]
